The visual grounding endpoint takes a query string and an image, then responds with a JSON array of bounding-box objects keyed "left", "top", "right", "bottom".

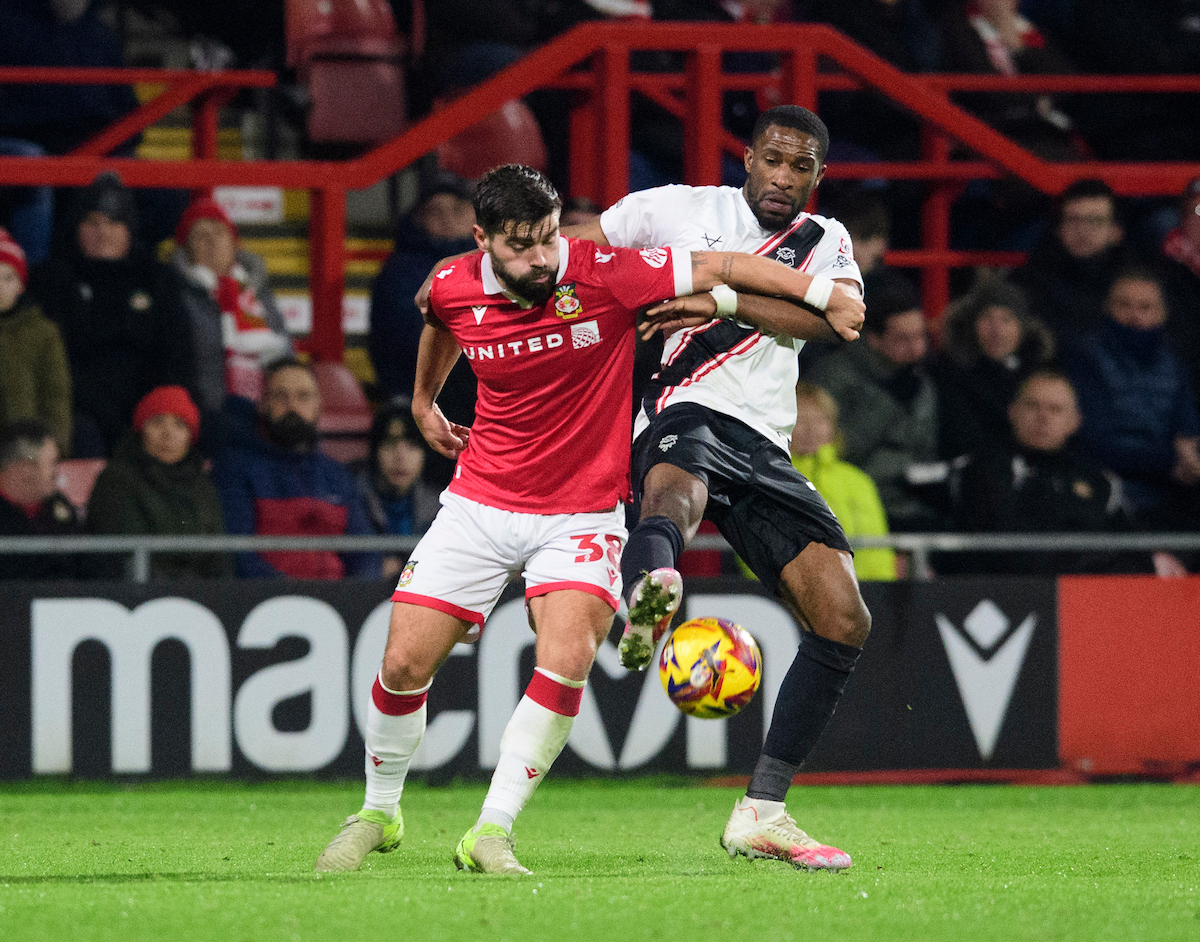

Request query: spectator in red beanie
[
  {"left": 87, "top": 384, "right": 230, "bottom": 579},
  {"left": 171, "top": 195, "right": 292, "bottom": 420},
  {"left": 0, "top": 226, "right": 72, "bottom": 455}
]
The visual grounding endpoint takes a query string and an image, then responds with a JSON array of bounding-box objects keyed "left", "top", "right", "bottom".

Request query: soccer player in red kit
[{"left": 315, "top": 165, "right": 864, "bottom": 875}]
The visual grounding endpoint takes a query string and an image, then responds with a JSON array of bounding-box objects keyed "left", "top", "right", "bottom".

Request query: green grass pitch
[{"left": 1, "top": 779, "right": 1197, "bottom": 942}]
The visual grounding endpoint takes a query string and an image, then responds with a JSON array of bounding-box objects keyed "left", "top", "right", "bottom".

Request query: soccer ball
[{"left": 658, "top": 617, "right": 762, "bottom": 719}]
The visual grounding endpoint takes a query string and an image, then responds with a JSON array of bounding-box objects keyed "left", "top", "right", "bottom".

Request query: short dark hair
[
  {"left": 1056, "top": 179, "right": 1117, "bottom": 220},
  {"left": 263, "top": 357, "right": 316, "bottom": 384},
  {"left": 1108, "top": 262, "right": 1163, "bottom": 293},
  {"left": 0, "top": 418, "right": 54, "bottom": 470},
  {"left": 750, "top": 105, "right": 829, "bottom": 163},
  {"left": 473, "top": 164, "right": 562, "bottom": 238}
]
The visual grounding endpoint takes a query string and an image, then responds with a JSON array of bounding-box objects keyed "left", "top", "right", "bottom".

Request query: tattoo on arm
[{"left": 719, "top": 255, "right": 734, "bottom": 282}]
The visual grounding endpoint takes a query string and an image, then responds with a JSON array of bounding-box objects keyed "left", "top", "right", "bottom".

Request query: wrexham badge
[{"left": 554, "top": 283, "right": 582, "bottom": 319}]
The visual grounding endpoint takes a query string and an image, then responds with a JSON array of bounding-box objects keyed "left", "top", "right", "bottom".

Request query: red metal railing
[{"left": 2, "top": 23, "right": 1199, "bottom": 359}]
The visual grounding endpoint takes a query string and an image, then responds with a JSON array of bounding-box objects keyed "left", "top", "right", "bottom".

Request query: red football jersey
[{"left": 429, "top": 237, "right": 689, "bottom": 513}]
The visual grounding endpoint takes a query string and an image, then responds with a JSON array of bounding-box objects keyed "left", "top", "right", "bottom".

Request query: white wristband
[
  {"left": 803, "top": 275, "right": 835, "bottom": 312},
  {"left": 709, "top": 283, "right": 738, "bottom": 319}
]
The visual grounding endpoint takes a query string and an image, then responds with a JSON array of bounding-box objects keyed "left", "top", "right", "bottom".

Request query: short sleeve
[
  {"left": 809, "top": 218, "right": 863, "bottom": 290},
  {"left": 600, "top": 246, "right": 687, "bottom": 311},
  {"left": 599, "top": 185, "right": 692, "bottom": 249}
]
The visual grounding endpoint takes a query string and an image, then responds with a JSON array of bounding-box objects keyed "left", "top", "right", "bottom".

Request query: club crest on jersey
[
  {"left": 554, "top": 283, "right": 583, "bottom": 319},
  {"left": 774, "top": 246, "right": 797, "bottom": 268},
  {"left": 658, "top": 434, "right": 678, "bottom": 452},
  {"left": 639, "top": 247, "right": 669, "bottom": 269},
  {"left": 571, "top": 320, "right": 601, "bottom": 349},
  {"left": 398, "top": 560, "right": 417, "bottom": 587}
]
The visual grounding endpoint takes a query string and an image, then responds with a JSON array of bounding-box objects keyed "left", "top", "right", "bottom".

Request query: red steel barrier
[{"left": 2, "top": 24, "right": 1199, "bottom": 359}]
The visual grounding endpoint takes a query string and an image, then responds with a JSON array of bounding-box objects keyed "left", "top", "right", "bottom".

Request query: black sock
[
  {"left": 620, "top": 515, "right": 684, "bottom": 605},
  {"left": 746, "top": 632, "right": 862, "bottom": 802}
]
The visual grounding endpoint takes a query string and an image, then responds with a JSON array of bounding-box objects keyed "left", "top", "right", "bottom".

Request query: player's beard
[
  {"left": 492, "top": 256, "right": 557, "bottom": 305},
  {"left": 746, "top": 182, "right": 804, "bottom": 232}
]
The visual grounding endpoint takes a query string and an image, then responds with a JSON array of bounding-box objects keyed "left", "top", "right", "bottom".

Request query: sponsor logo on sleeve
[
  {"left": 639, "top": 247, "right": 669, "bottom": 269},
  {"left": 554, "top": 283, "right": 583, "bottom": 319}
]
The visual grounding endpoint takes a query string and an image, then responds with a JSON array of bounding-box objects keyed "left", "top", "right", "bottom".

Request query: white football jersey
[{"left": 600, "top": 184, "right": 862, "bottom": 452}]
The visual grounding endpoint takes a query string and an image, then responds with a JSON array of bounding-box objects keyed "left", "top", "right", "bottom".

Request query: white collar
[{"left": 480, "top": 237, "right": 571, "bottom": 307}]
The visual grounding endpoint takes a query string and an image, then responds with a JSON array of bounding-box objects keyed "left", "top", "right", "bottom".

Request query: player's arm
[
  {"left": 644, "top": 252, "right": 864, "bottom": 341},
  {"left": 412, "top": 316, "right": 470, "bottom": 460},
  {"left": 414, "top": 251, "right": 479, "bottom": 317},
  {"left": 561, "top": 218, "right": 611, "bottom": 246}
]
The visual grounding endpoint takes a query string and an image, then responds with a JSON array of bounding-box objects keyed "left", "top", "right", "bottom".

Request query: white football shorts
[{"left": 391, "top": 491, "right": 627, "bottom": 641}]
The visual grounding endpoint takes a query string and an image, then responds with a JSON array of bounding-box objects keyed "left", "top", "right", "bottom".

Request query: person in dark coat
[
  {"left": 0, "top": 417, "right": 82, "bottom": 580},
  {"left": 368, "top": 172, "right": 478, "bottom": 488},
  {"left": 29, "top": 172, "right": 195, "bottom": 458},
  {"left": 932, "top": 275, "right": 1054, "bottom": 460},
  {"left": 951, "top": 369, "right": 1178, "bottom": 575},
  {"left": 86, "top": 385, "right": 230, "bottom": 579},
  {"left": 1064, "top": 265, "right": 1200, "bottom": 530},
  {"left": 213, "top": 359, "right": 381, "bottom": 580}
]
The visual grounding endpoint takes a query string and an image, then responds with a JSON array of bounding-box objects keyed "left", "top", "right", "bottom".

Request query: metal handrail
[{"left": 2, "top": 531, "right": 1196, "bottom": 584}]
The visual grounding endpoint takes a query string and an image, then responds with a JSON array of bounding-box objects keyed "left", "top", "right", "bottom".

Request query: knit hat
[
  {"left": 0, "top": 227, "right": 27, "bottom": 286},
  {"left": 133, "top": 386, "right": 201, "bottom": 441},
  {"left": 76, "top": 171, "right": 138, "bottom": 230},
  {"left": 175, "top": 196, "right": 237, "bottom": 247}
]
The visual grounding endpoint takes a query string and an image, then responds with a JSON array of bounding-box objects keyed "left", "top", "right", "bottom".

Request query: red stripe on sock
[
  {"left": 525, "top": 671, "right": 583, "bottom": 717},
  {"left": 371, "top": 677, "right": 427, "bottom": 716}
]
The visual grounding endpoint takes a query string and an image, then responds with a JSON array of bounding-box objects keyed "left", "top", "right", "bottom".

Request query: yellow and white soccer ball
[{"left": 658, "top": 617, "right": 762, "bottom": 719}]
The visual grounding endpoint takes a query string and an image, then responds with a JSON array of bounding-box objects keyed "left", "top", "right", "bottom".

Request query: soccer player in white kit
[
  {"left": 566, "top": 106, "right": 873, "bottom": 871},
  {"left": 314, "top": 164, "right": 865, "bottom": 875}
]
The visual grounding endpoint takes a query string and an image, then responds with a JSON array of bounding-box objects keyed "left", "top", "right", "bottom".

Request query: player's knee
[
  {"left": 841, "top": 597, "right": 871, "bottom": 649},
  {"left": 380, "top": 646, "right": 435, "bottom": 692}
]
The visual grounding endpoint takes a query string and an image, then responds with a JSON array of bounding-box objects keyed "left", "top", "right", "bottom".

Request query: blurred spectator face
[
  {"left": 141, "top": 412, "right": 192, "bottom": 465},
  {"left": 852, "top": 234, "right": 888, "bottom": 275},
  {"left": 1106, "top": 276, "right": 1167, "bottom": 331},
  {"left": 476, "top": 214, "right": 561, "bottom": 305},
  {"left": 790, "top": 393, "right": 836, "bottom": 456},
  {"left": 186, "top": 217, "right": 237, "bottom": 277},
  {"left": 263, "top": 366, "right": 321, "bottom": 427},
  {"left": 870, "top": 309, "right": 928, "bottom": 366},
  {"left": 1, "top": 436, "right": 58, "bottom": 505},
  {"left": 743, "top": 124, "right": 825, "bottom": 231},
  {"left": 0, "top": 262, "right": 22, "bottom": 312},
  {"left": 1057, "top": 196, "right": 1121, "bottom": 260},
  {"left": 77, "top": 211, "right": 131, "bottom": 261},
  {"left": 975, "top": 304, "right": 1022, "bottom": 362},
  {"left": 377, "top": 418, "right": 426, "bottom": 493},
  {"left": 1009, "top": 375, "right": 1080, "bottom": 452},
  {"left": 561, "top": 197, "right": 601, "bottom": 228},
  {"left": 416, "top": 193, "right": 476, "bottom": 242},
  {"left": 975, "top": 0, "right": 1020, "bottom": 21}
]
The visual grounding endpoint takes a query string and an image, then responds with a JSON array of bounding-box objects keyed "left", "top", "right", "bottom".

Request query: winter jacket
[
  {"left": 86, "top": 434, "right": 230, "bottom": 579},
  {"left": 951, "top": 440, "right": 1148, "bottom": 575},
  {"left": 807, "top": 341, "right": 942, "bottom": 530},
  {"left": 790, "top": 444, "right": 897, "bottom": 581},
  {"left": 30, "top": 242, "right": 195, "bottom": 455},
  {"left": 213, "top": 431, "right": 381, "bottom": 579},
  {"left": 0, "top": 489, "right": 82, "bottom": 580},
  {"left": 171, "top": 247, "right": 291, "bottom": 416},
  {"left": 0, "top": 295, "right": 72, "bottom": 455},
  {"left": 1064, "top": 319, "right": 1200, "bottom": 519}
]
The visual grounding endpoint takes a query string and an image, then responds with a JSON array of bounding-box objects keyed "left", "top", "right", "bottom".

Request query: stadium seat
[
  {"left": 436, "top": 99, "right": 549, "bottom": 180},
  {"left": 312, "top": 360, "right": 372, "bottom": 464},
  {"left": 286, "top": 0, "right": 408, "bottom": 144},
  {"left": 56, "top": 458, "right": 106, "bottom": 514}
]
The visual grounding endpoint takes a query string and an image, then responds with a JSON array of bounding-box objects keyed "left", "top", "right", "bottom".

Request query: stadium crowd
[{"left": 1, "top": 0, "right": 1199, "bottom": 581}]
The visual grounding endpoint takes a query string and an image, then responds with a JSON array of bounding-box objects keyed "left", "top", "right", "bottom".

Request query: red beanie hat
[
  {"left": 175, "top": 197, "right": 236, "bottom": 247},
  {"left": 0, "top": 227, "right": 28, "bottom": 287},
  {"left": 133, "top": 386, "right": 201, "bottom": 441}
]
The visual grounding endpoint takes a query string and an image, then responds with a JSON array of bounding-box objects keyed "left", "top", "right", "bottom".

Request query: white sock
[
  {"left": 478, "top": 668, "right": 585, "bottom": 831},
  {"left": 738, "top": 795, "right": 786, "bottom": 819},
  {"left": 363, "top": 673, "right": 430, "bottom": 818}
]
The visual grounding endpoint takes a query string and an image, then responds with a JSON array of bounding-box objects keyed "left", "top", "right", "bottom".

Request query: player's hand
[
  {"left": 414, "top": 402, "right": 470, "bottom": 459},
  {"left": 824, "top": 283, "right": 865, "bottom": 341},
  {"left": 640, "top": 294, "right": 717, "bottom": 339}
]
